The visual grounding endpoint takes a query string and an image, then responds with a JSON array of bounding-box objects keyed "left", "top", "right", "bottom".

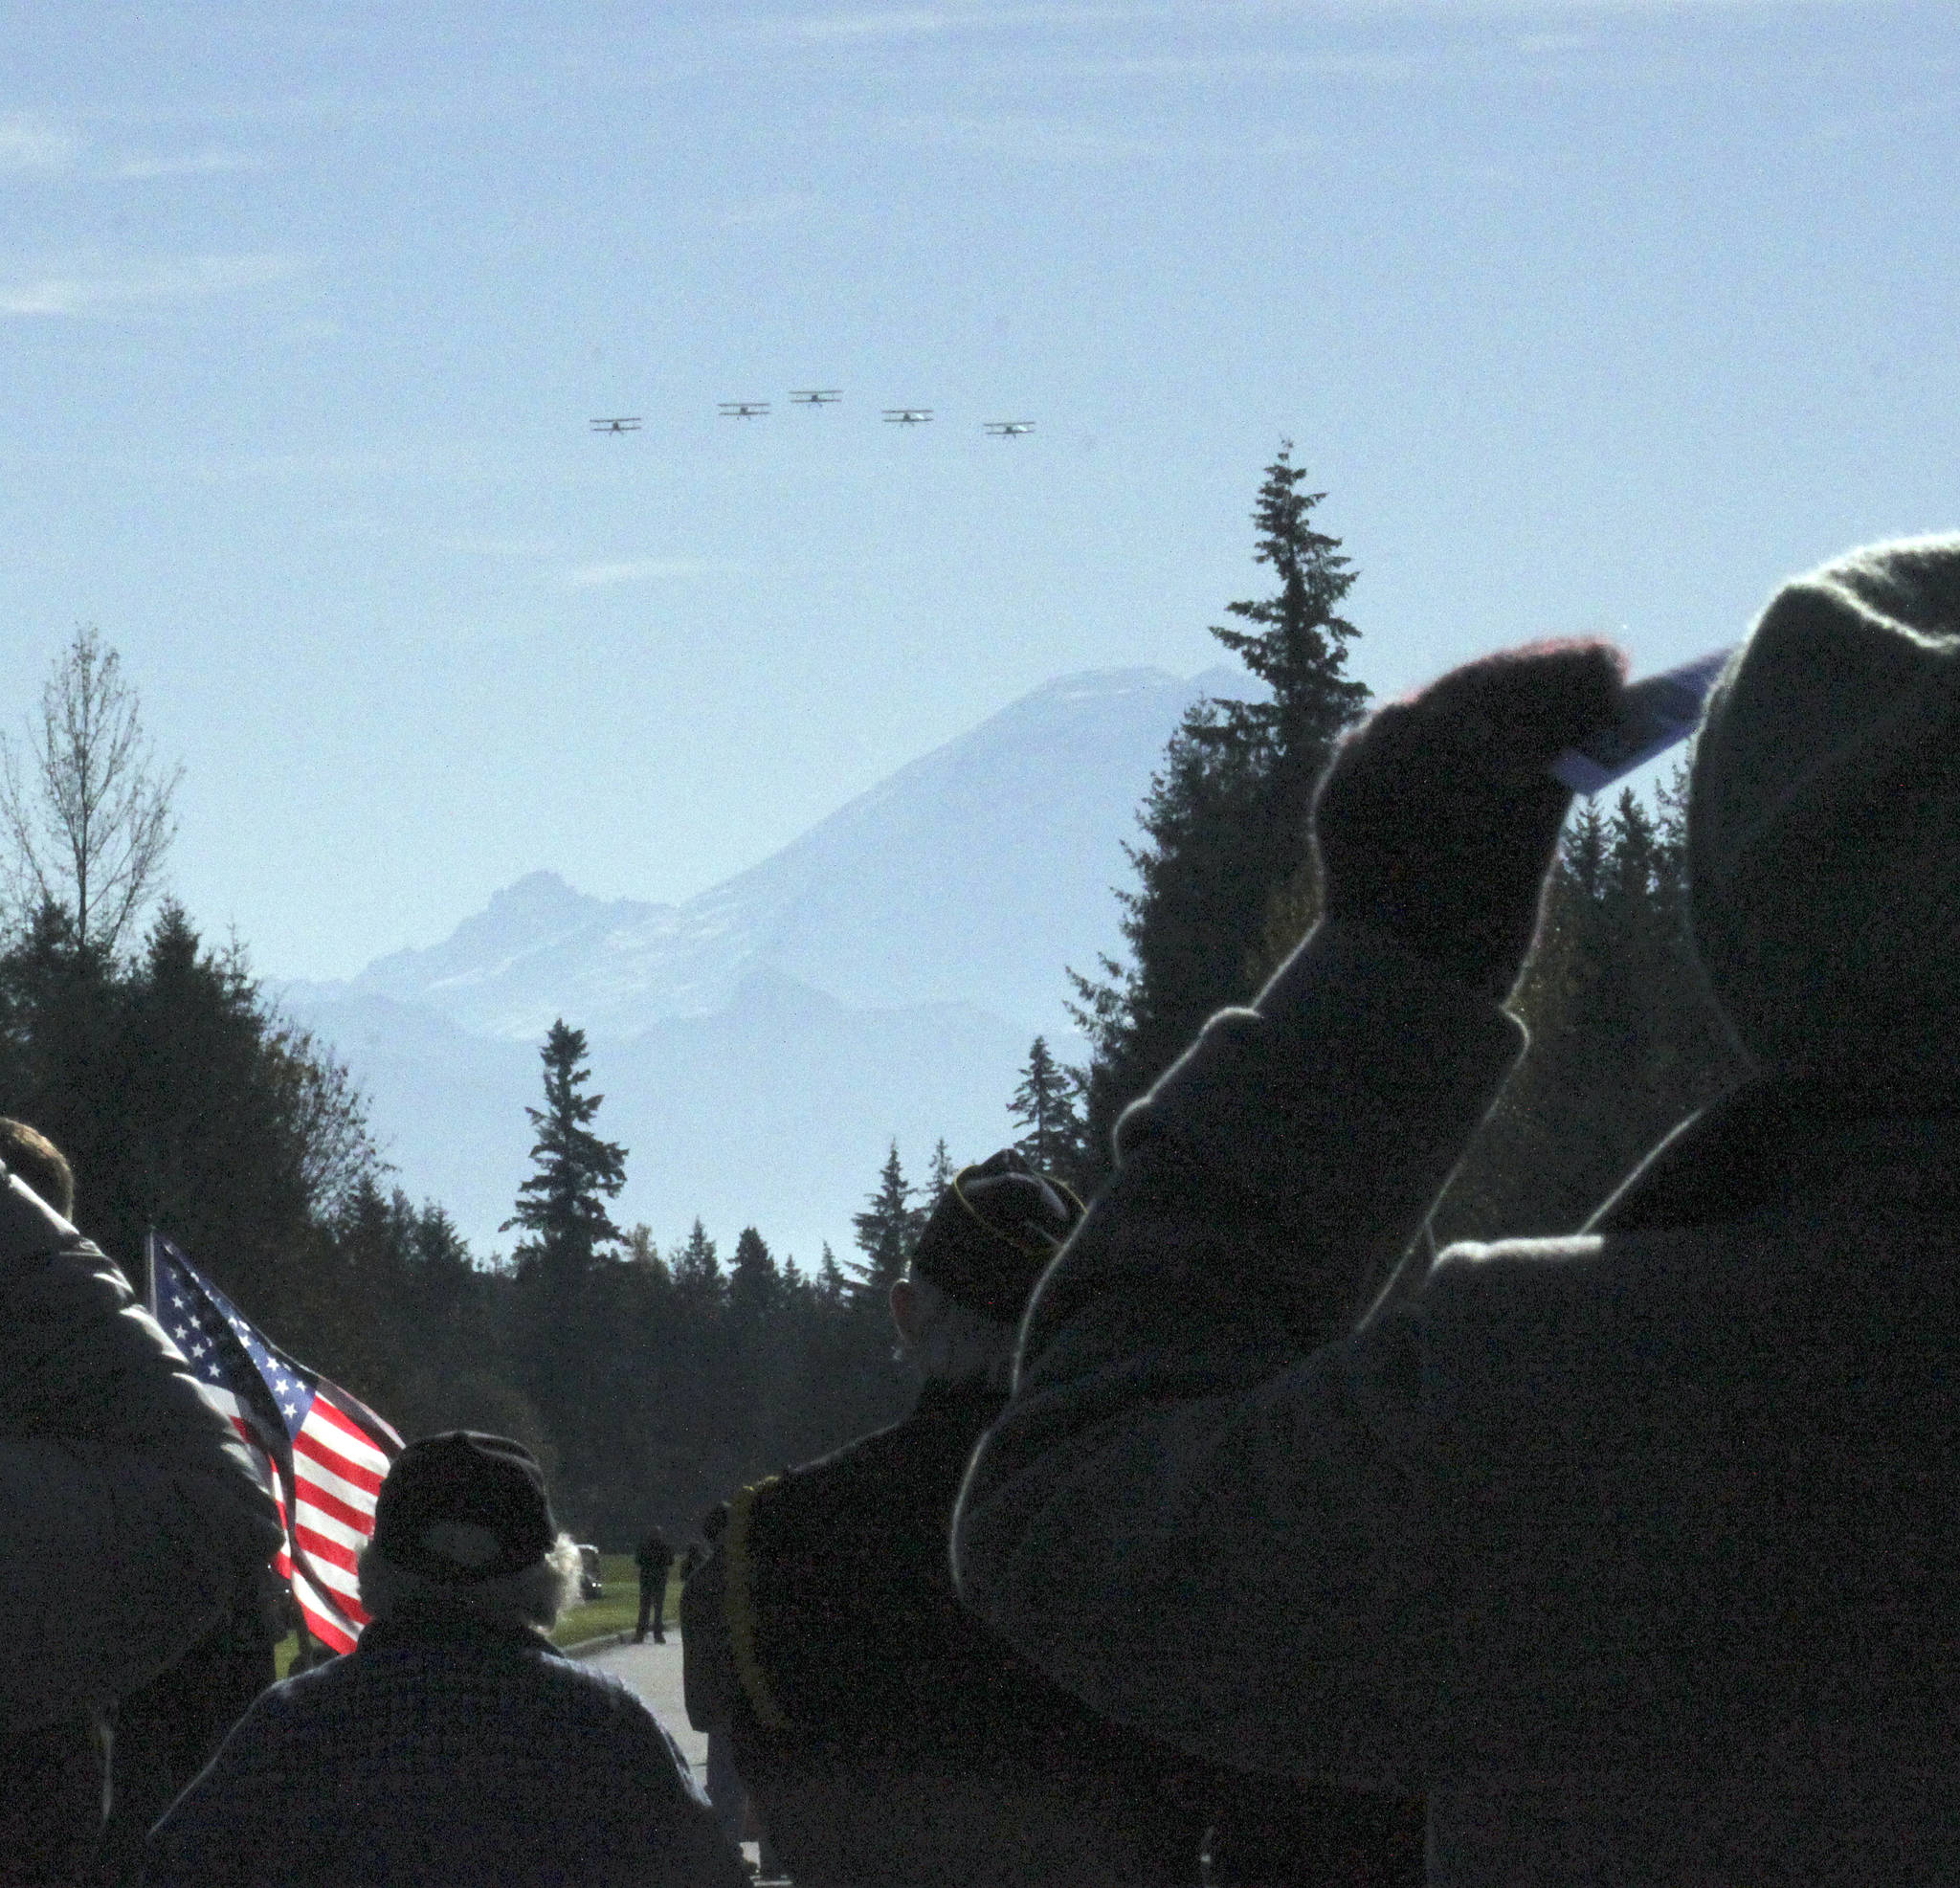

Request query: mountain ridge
[{"left": 279, "top": 660, "right": 1260, "bottom": 1259}]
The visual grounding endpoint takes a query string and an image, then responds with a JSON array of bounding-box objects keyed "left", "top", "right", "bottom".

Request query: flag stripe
[
  {"left": 292, "top": 1567, "right": 361, "bottom": 1653},
  {"left": 300, "top": 1550, "right": 364, "bottom": 1604},
  {"left": 307, "top": 1396, "right": 395, "bottom": 1475},
  {"left": 295, "top": 1479, "right": 373, "bottom": 1537},
  {"left": 294, "top": 1430, "right": 384, "bottom": 1500},
  {"left": 293, "top": 1447, "right": 382, "bottom": 1513},
  {"left": 292, "top": 1499, "right": 370, "bottom": 1553},
  {"left": 294, "top": 1524, "right": 361, "bottom": 1577}
]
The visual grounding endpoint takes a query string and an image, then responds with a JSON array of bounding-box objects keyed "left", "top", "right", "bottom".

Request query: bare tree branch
[{"left": 0, "top": 624, "right": 182, "bottom": 953}]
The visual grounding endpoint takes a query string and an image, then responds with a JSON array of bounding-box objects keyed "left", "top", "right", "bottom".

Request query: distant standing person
[{"left": 635, "top": 1528, "right": 676, "bottom": 1644}]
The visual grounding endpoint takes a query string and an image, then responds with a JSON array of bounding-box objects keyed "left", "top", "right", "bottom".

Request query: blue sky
[{"left": 2, "top": 0, "right": 1953, "bottom": 980}]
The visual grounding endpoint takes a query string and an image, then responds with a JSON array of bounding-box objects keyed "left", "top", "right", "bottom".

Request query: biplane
[
  {"left": 590, "top": 417, "right": 642, "bottom": 433},
  {"left": 882, "top": 408, "right": 933, "bottom": 426},
  {"left": 984, "top": 421, "right": 1035, "bottom": 437},
  {"left": 791, "top": 389, "right": 842, "bottom": 406},
  {"left": 719, "top": 401, "right": 770, "bottom": 419}
]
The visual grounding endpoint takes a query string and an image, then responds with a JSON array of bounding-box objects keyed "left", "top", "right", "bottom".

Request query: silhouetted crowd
[{"left": 7, "top": 533, "right": 1959, "bottom": 1884}]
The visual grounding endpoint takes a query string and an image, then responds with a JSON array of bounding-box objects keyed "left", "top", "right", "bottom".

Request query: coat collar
[{"left": 1590, "top": 1073, "right": 1960, "bottom": 1234}]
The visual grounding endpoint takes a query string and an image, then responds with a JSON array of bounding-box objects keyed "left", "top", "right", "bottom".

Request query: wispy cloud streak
[
  {"left": 0, "top": 252, "right": 311, "bottom": 318},
  {"left": 0, "top": 116, "right": 76, "bottom": 175},
  {"left": 115, "top": 149, "right": 270, "bottom": 180},
  {"left": 564, "top": 557, "right": 710, "bottom": 589}
]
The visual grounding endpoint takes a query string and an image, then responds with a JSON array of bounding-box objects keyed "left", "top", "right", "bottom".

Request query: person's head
[
  {"left": 891, "top": 1149, "right": 1084, "bottom": 1388},
  {"left": 0, "top": 1119, "right": 74, "bottom": 1220},
  {"left": 1688, "top": 536, "right": 1960, "bottom": 1082},
  {"left": 358, "top": 1431, "right": 581, "bottom": 1634}
]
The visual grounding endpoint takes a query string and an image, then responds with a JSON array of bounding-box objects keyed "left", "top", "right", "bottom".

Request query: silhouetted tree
[
  {"left": 503, "top": 1019, "right": 627, "bottom": 1267},
  {"left": 850, "top": 1141, "right": 918, "bottom": 1300},
  {"left": 0, "top": 625, "right": 181, "bottom": 954},
  {"left": 1438, "top": 772, "right": 1748, "bottom": 1240},
  {"left": 503, "top": 1020, "right": 627, "bottom": 1497},
  {"left": 1070, "top": 445, "right": 1370, "bottom": 1181},
  {"left": 1009, "top": 1034, "right": 1084, "bottom": 1175}
]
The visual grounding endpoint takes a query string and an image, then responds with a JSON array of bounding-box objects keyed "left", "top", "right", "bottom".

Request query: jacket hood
[{"left": 1688, "top": 535, "right": 1960, "bottom": 1078}]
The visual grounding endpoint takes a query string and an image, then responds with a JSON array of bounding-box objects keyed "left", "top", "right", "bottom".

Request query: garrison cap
[{"left": 910, "top": 1148, "right": 1084, "bottom": 1322}]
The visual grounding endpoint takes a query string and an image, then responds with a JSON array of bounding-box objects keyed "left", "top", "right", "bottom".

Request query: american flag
[{"left": 146, "top": 1232, "right": 403, "bottom": 1655}]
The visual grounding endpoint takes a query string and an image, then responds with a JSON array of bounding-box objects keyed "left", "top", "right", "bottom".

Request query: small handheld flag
[
  {"left": 146, "top": 1232, "right": 403, "bottom": 1655},
  {"left": 1551, "top": 647, "right": 1735, "bottom": 795}
]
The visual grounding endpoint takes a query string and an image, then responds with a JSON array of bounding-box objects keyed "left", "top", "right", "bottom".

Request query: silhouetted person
[
  {"left": 959, "top": 540, "right": 1960, "bottom": 1882},
  {"left": 0, "top": 1119, "right": 281, "bottom": 1886},
  {"left": 635, "top": 1528, "right": 676, "bottom": 1644},
  {"left": 686, "top": 1149, "right": 1418, "bottom": 1886}
]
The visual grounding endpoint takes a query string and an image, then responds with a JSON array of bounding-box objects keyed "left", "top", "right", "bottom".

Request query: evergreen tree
[
  {"left": 502, "top": 1019, "right": 627, "bottom": 1266},
  {"left": 670, "top": 1218, "right": 724, "bottom": 1309},
  {"left": 729, "top": 1225, "right": 781, "bottom": 1323},
  {"left": 1070, "top": 445, "right": 1370, "bottom": 1181},
  {"left": 502, "top": 1020, "right": 627, "bottom": 1493},
  {"left": 924, "top": 1137, "right": 956, "bottom": 1210},
  {"left": 815, "top": 1241, "right": 848, "bottom": 1305},
  {"left": 1008, "top": 1034, "right": 1084, "bottom": 1174},
  {"left": 850, "top": 1141, "right": 918, "bottom": 1299},
  {"left": 1437, "top": 772, "right": 1747, "bottom": 1240}
]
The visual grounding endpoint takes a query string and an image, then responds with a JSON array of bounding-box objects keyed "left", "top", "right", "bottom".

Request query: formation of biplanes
[{"left": 590, "top": 392, "right": 1034, "bottom": 438}]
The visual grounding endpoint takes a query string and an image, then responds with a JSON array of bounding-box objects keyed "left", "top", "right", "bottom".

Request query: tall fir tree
[
  {"left": 1070, "top": 444, "right": 1370, "bottom": 1182},
  {"left": 503, "top": 1019, "right": 627, "bottom": 1266},
  {"left": 924, "top": 1137, "right": 956, "bottom": 1210},
  {"left": 729, "top": 1224, "right": 781, "bottom": 1324},
  {"left": 850, "top": 1141, "right": 918, "bottom": 1299},
  {"left": 1008, "top": 1034, "right": 1084, "bottom": 1177},
  {"left": 502, "top": 1019, "right": 628, "bottom": 1494},
  {"left": 670, "top": 1217, "right": 724, "bottom": 1310}
]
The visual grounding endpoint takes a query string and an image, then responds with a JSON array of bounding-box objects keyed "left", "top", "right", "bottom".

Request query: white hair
[
  {"left": 358, "top": 1530, "right": 583, "bottom": 1635},
  {"left": 896, "top": 1270, "right": 1017, "bottom": 1388}
]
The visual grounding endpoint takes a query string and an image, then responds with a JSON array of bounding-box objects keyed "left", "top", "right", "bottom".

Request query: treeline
[
  {"left": 5, "top": 454, "right": 1752, "bottom": 1553},
  {"left": 0, "top": 897, "right": 944, "bottom": 1544},
  {"left": 1053, "top": 446, "right": 1748, "bottom": 1326}
]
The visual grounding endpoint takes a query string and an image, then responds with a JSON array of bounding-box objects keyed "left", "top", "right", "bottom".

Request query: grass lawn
[
  {"left": 272, "top": 1554, "right": 673, "bottom": 1673},
  {"left": 551, "top": 1553, "right": 667, "bottom": 1648}
]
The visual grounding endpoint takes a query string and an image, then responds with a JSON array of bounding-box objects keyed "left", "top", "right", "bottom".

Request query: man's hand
[{"left": 1312, "top": 640, "right": 1625, "bottom": 1001}]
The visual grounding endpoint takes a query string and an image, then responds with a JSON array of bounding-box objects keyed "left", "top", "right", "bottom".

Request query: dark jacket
[
  {"left": 956, "top": 919, "right": 1960, "bottom": 1885},
  {"left": 0, "top": 1170, "right": 281, "bottom": 1882},
  {"left": 145, "top": 1608, "right": 747, "bottom": 1888},
  {"left": 703, "top": 1374, "right": 1414, "bottom": 1887}
]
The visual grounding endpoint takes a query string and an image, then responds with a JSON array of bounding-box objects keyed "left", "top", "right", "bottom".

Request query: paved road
[{"left": 588, "top": 1633, "right": 704, "bottom": 1772}]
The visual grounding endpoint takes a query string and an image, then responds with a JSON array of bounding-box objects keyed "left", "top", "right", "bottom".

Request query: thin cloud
[
  {"left": 0, "top": 253, "right": 310, "bottom": 318},
  {"left": 440, "top": 533, "right": 568, "bottom": 559},
  {"left": 768, "top": 3, "right": 1170, "bottom": 39},
  {"left": 885, "top": 110, "right": 1323, "bottom": 162},
  {"left": 115, "top": 149, "right": 270, "bottom": 180},
  {"left": 723, "top": 190, "right": 823, "bottom": 228},
  {"left": 564, "top": 557, "right": 711, "bottom": 589},
  {"left": 782, "top": 9, "right": 952, "bottom": 36},
  {"left": 1046, "top": 48, "right": 1420, "bottom": 80},
  {"left": 0, "top": 116, "right": 77, "bottom": 175}
]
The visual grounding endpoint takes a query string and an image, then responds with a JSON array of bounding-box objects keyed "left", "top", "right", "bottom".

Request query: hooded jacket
[{"left": 954, "top": 537, "right": 1960, "bottom": 1884}]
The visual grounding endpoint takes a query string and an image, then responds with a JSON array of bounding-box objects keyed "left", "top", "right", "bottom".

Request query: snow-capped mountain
[{"left": 280, "top": 663, "right": 1257, "bottom": 1262}]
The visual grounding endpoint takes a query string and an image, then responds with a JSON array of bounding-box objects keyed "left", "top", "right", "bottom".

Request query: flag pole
[{"left": 145, "top": 1226, "right": 159, "bottom": 1322}]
